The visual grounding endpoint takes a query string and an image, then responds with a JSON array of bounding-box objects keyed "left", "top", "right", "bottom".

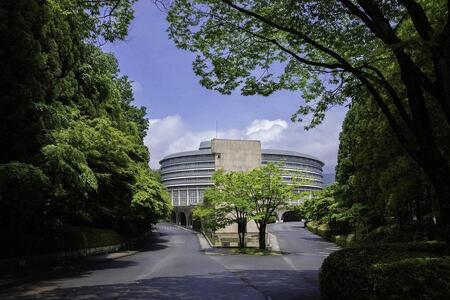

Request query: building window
[
  {"left": 198, "top": 190, "right": 204, "bottom": 203},
  {"left": 180, "top": 190, "right": 187, "bottom": 205},
  {"left": 189, "top": 190, "right": 197, "bottom": 204},
  {"left": 171, "top": 190, "right": 180, "bottom": 206}
]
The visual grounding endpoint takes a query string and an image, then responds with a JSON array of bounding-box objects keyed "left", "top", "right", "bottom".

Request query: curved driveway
[{"left": 1, "top": 222, "right": 338, "bottom": 300}]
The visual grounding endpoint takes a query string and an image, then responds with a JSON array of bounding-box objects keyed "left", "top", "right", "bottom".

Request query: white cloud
[
  {"left": 131, "top": 81, "right": 143, "bottom": 95},
  {"left": 145, "top": 109, "right": 347, "bottom": 173},
  {"left": 145, "top": 115, "right": 186, "bottom": 164},
  {"left": 245, "top": 119, "right": 288, "bottom": 142}
]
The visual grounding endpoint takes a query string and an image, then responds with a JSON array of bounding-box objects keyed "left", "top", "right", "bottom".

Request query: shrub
[
  {"left": 320, "top": 242, "right": 450, "bottom": 300},
  {"left": 267, "top": 215, "right": 277, "bottom": 224},
  {"left": 55, "top": 226, "right": 126, "bottom": 250},
  {"left": 0, "top": 226, "right": 127, "bottom": 258},
  {"left": 0, "top": 162, "right": 49, "bottom": 232}
]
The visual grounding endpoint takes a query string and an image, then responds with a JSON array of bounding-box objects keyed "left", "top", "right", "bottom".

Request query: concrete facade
[
  {"left": 210, "top": 140, "right": 262, "bottom": 234},
  {"left": 211, "top": 139, "right": 261, "bottom": 172}
]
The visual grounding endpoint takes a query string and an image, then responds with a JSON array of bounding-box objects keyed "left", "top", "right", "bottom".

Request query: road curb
[
  {"left": 200, "top": 232, "right": 214, "bottom": 248},
  {"left": 268, "top": 233, "right": 280, "bottom": 252},
  {"left": 173, "top": 224, "right": 196, "bottom": 232},
  {"left": 171, "top": 224, "right": 212, "bottom": 249}
]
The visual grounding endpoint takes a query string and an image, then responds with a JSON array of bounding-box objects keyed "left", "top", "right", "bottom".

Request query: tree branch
[
  {"left": 219, "top": 0, "right": 422, "bottom": 162},
  {"left": 399, "top": 0, "right": 434, "bottom": 41},
  {"left": 438, "top": 0, "right": 450, "bottom": 42},
  {"left": 339, "top": 0, "right": 439, "bottom": 109},
  {"left": 360, "top": 64, "right": 414, "bottom": 131},
  {"left": 237, "top": 26, "right": 344, "bottom": 70},
  {"left": 208, "top": 12, "right": 345, "bottom": 71},
  {"left": 221, "top": 0, "right": 356, "bottom": 70},
  {"left": 352, "top": 70, "right": 419, "bottom": 162},
  {"left": 338, "top": 0, "right": 382, "bottom": 37}
]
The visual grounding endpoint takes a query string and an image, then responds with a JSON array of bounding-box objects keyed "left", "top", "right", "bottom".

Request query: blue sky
[{"left": 104, "top": 0, "right": 347, "bottom": 172}]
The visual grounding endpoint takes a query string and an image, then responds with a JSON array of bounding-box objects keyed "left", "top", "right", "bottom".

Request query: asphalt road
[{"left": 0, "top": 222, "right": 339, "bottom": 300}]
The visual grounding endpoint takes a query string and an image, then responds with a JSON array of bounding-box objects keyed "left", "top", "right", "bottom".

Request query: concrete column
[
  {"left": 176, "top": 210, "right": 180, "bottom": 225},
  {"left": 276, "top": 210, "right": 285, "bottom": 223}
]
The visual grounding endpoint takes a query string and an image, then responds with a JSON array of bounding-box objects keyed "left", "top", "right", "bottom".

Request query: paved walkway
[{"left": 0, "top": 222, "right": 339, "bottom": 299}]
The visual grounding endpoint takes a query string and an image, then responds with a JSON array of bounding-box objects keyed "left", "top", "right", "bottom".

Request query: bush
[
  {"left": 306, "top": 221, "right": 355, "bottom": 247},
  {"left": 320, "top": 242, "right": 450, "bottom": 300},
  {"left": 0, "top": 162, "right": 49, "bottom": 232},
  {"left": 0, "top": 226, "right": 127, "bottom": 258},
  {"left": 267, "top": 215, "right": 277, "bottom": 224},
  {"left": 54, "top": 226, "right": 126, "bottom": 250}
]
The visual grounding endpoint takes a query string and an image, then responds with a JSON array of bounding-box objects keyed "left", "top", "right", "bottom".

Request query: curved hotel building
[{"left": 160, "top": 139, "right": 324, "bottom": 226}]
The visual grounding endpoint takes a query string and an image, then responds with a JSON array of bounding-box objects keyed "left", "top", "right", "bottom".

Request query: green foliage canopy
[
  {"left": 195, "top": 163, "right": 300, "bottom": 249},
  {"left": 194, "top": 169, "right": 253, "bottom": 247},
  {"left": 0, "top": 0, "right": 171, "bottom": 251},
  {"left": 166, "top": 0, "right": 450, "bottom": 233}
]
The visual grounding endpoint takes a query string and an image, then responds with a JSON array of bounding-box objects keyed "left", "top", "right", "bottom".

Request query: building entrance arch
[
  {"left": 282, "top": 211, "right": 301, "bottom": 222},
  {"left": 188, "top": 213, "right": 193, "bottom": 227},
  {"left": 179, "top": 212, "right": 187, "bottom": 226}
]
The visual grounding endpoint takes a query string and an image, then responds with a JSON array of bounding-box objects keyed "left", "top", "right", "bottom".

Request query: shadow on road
[
  {"left": 0, "top": 233, "right": 170, "bottom": 292},
  {"left": 300, "top": 236, "right": 324, "bottom": 241},
  {"left": 4, "top": 269, "right": 319, "bottom": 300},
  {"left": 234, "top": 269, "right": 320, "bottom": 300},
  {"left": 133, "top": 233, "right": 170, "bottom": 252}
]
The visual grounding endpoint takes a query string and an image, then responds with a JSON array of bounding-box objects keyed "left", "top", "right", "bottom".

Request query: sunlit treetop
[{"left": 48, "top": 0, "right": 138, "bottom": 42}]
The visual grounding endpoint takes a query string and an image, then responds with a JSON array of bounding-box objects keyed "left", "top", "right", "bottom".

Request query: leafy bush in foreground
[{"left": 320, "top": 242, "right": 450, "bottom": 300}]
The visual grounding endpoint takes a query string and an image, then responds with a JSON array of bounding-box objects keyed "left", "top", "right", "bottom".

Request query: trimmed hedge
[
  {"left": 0, "top": 226, "right": 126, "bottom": 258},
  {"left": 320, "top": 242, "right": 450, "bottom": 300},
  {"left": 306, "top": 221, "right": 355, "bottom": 247}
]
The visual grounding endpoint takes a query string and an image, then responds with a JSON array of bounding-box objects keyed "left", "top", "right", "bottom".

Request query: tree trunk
[
  {"left": 421, "top": 165, "right": 450, "bottom": 241},
  {"left": 258, "top": 223, "right": 266, "bottom": 250},
  {"left": 240, "top": 231, "right": 246, "bottom": 248},
  {"left": 237, "top": 218, "right": 246, "bottom": 248},
  {"left": 393, "top": 51, "right": 450, "bottom": 242},
  {"left": 410, "top": 123, "right": 450, "bottom": 241}
]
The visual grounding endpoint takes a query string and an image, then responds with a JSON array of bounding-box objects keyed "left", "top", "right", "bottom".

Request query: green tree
[
  {"left": 336, "top": 95, "right": 439, "bottom": 240},
  {"left": 0, "top": 0, "right": 171, "bottom": 254},
  {"left": 299, "top": 93, "right": 443, "bottom": 243},
  {"left": 166, "top": 0, "right": 450, "bottom": 234},
  {"left": 245, "top": 163, "right": 299, "bottom": 249},
  {"left": 194, "top": 169, "right": 252, "bottom": 248},
  {"left": 0, "top": 0, "right": 137, "bottom": 164},
  {"left": 298, "top": 184, "right": 372, "bottom": 240},
  {"left": 298, "top": 186, "right": 337, "bottom": 224},
  {"left": 195, "top": 163, "right": 299, "bottom": 249}
]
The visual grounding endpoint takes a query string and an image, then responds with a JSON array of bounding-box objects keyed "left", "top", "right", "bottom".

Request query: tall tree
[
  {"left": 194, "top": 169, "right": 252, "bottom": 248},
  {"left": 335, "top": 94, "right": 439, "bottom": 240},
  {"left": 195, "top": 164, "right": 298, "bottom": 249},
  {"left": 165, "top": 0, "right": 450, "bottom": 235},
  {"left": 0, "top": 0, "right": 171, "bottom": 255},
  {"left": 0, "top": 0, "right": 137, "bottom": 163},
  {"left": 245, "top": 163, "right": 298, "bottom": 249}
]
